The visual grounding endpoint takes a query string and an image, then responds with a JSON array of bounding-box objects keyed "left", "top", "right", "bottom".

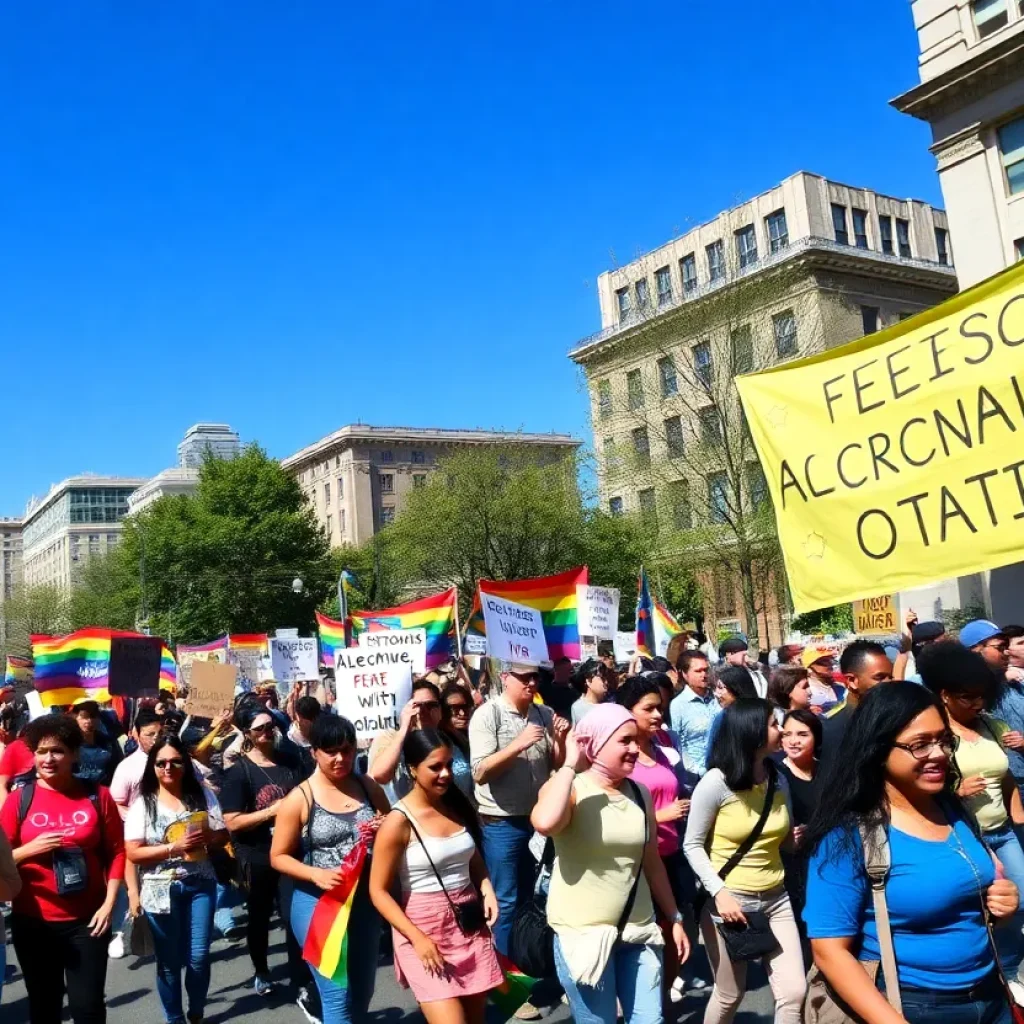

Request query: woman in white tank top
[{"left": 369, "top": 728, "right": 503, "bottom": 1023}]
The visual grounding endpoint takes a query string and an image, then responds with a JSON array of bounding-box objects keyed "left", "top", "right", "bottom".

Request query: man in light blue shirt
[{"left": 669, "top": 650, "right": 720, "bottom": 774}]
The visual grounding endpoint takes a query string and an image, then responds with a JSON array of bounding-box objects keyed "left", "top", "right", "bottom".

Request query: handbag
[
  {"left": 122, "top": 911, "right": 156, "bottom": 958},
  {"left": 803, "top": 823, "right": 903, "bottom": 1023}
]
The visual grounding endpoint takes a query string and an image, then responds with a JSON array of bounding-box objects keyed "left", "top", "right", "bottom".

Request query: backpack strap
[
  {"left": 616, "top": 778, "right": 649, "bottom": 937},
  {"left": 16, "top": 781, "right": 36, "bottom": 842},
  {"left": 860, "top": 822, "right": 902, "bottom": 1015}
]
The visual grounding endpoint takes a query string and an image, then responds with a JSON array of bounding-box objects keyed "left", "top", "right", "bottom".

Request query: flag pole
[{"left": 453, "top": 587, "right": 464, "bottom": 659}]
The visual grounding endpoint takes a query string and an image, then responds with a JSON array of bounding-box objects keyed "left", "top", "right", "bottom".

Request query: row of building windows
[
  {"left": 828, "top": 203, "right": 949, "bottom": 264},
  {"left": 999, "top": 115, "right": 1024, "bottom": 196},
  {"left": 304, "top": 449, "right": 431, "bottom": 484},
  {"left": 606, "top": 467, "right": 768, "bottom": 526},
  {"left": 972, "top": 0, "right": 1024, "bottom": 40}
]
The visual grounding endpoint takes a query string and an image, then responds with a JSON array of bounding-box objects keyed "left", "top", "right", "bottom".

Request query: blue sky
[{"left": 0, "top": 1, "right": 940, "bottom": 516}]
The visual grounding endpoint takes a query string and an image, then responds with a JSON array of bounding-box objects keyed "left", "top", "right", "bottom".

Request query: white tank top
[{"left": 396, "top": 803, "right": 476, "bottom": 895}]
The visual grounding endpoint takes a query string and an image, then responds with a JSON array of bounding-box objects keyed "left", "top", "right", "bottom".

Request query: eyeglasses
[
  {"left": 950, "top": 692, "right": 987, "bottom": 706},
  {"left": 446, "top": 703, "right": 469, "bottom": 715},
  {"left": 511, "top": 673, "right": 539, "bottom": 684},
  {"left": 249, "top": 723, "right": 275, "bottom": 734},
  {"left": 891, "top": 733, "right": 958, "bottom": 760},
  {"left": 415, "top": 701, "right": 441, "bottom": 712},
  {"left": 155, "top": 759, "right": 185, "bottom": 770},
  {"left": 983, "top": 641, "right": 1008, "bottom": 653}
]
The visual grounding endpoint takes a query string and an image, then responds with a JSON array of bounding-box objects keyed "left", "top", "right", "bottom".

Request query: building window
[
  {"left": 935, "top": 227, "right": 949, "bottom": 265},
  {"left": 861, "top": 306, "right": 880, "bottom": 335},
  {"left": 411, "top": 450, "right": 426, "bottom": 464},
  {"left": 88, "top": 534, "right": 101, "bottom": 556},
  {"left": 747, "top": 464, "right": 768, "bottom": 508},
  {"left": 324, "top": 481, "right": 331, "bottom": 506},
  {"left": 603, "top": 436, "right": 622, "bottom": 472},
  {"left": 340, "top": 509, "right": 346, "bottom": 534},
  {"left": 655, "top": 266, "right": 673, "bottom": 307},
  {"left": 693, "top": 341, "right": 713, "bottom": 388},
  {"left": 658, "top": 357, "right": 678, "bottom": 397},
  {"left": 379, "top": 473, "right": 394, "bottom": 494},
  {"left": 379, "top": 506, "right": 395, "bottom": 526},
  {"left": 831, "top": 204, "right": 849, "bottom": 245},
  {"left": 627, "top": 368, "right": 645, "bottom": 409},
  {"left": 381, "top": 450, "right": 394, "bottom": 463},
  {"left": 681, "top": 254, "right": 698, "bottom": 293},
  {"left": 632, "top": 427, "right": 651, "bottom": 467},
  {"left": 973, "top": 0, "right": 1008, "bottom": 37},
  {"left": 617, "top": 287, "right": 632, "bottom": 321},
  {"left": 335, "top": 455, "right": 341, "bottom": 468},
  {"left": 896, "top": 218, "right": 912, "bottom": 257},
  {"left": 852, "top": 208, "right": 869, "bottom": 249},
  {"left": 638, "top": 488, "right": 657, "bottom": 524},
  {"left": 708, "top": 473, "right": 730, "bottom": 524},
  {"left": 1016, "top": 238, "right": 1024, "bottom": 260},
  {"left": 413, "top": 474, "right": 427, "bottom": 488},
  {"left": 998, "top": 117, "right": 1024, "bottom": 195},
  {"left": 106, "top": 533, "right": 119, "bottom": 547},
  {"left": 699, "top": 406, "right": 723, "bottom": 445},
  {"left": 598, "top": 379, "right": 612, "bottom": 419},
  {"left": 670, "top": 481, "right": 692, "bottom": 529},
  {"left": 706, "top": 240, "right": 725, "bottom": 283},
  {"left": 665, "top": 416, "right": 685, "bottom": 457},
  {"left": 765, "top": 210, "right": 788, "bottom": 253},
  {"left": 326, "top": 514, "right": 333, "bottom": 537},
  {"left": 731, "top": 325, "right": 754, "bottom": 374},
  {"left": 609, "top": 496, "right": 624, "bottom": 516},
  {"left": 635, "top": 278, "right": 651, "bottom": 311},
  {"left": 773, "top": 310, "right": 798, "bottom": 356},
  {"left": 879, "top": 215, "right": 894, "bottom": 255},
  {"left": 337, "top": 478, "right": 344, "bottom": 501},
  {"left": 735, "top": 225, "right": 758, "bottom": 268}
]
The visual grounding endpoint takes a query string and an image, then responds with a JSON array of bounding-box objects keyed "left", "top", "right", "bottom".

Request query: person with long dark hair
[
  {"left": 369, "top": 729, "right": 501, "bottom": 1023},
  {"left": 124, "top": 732, "right": 228, "bottom": 1024},
  {"left": 369, "top": 680, "right": 444, "bottom": 800},
  {"left": 683, "top": 699, "right": 805, "bottom": 1023},
  {"left": 271, "top": 714, "right": 390, "bottom": 1024},
  {"left": 804, "top": 682, "right": 1019, "bottom": 1023},
  {"left": 439, "top": 683, "right": 475, "bottom": 801}
]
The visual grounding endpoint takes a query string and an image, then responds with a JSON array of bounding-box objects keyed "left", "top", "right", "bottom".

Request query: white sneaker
[
  {"left": 1009, "top": 980, "right": 1024, "bottom": 1006},
  {"left": 669, "top": 977, "right": 685, "bottom": 1004},
  {"left": 108, "top": 932, "right": 125, "bottom": 959}
]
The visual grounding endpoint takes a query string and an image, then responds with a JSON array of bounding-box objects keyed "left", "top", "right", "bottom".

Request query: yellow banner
[{"left": 737, "top": 260, "right": 1024, "bottom": 612}]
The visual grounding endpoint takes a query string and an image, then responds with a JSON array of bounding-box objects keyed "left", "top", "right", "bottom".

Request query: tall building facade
[
  {"left": 23, "top": 477, "right": 146, "bottom": 590},
  {"left": 282, "top": 425, "right": 581, "bottom": 547},
  {"left": 0, "top": 518, "right": 23, "bottom": 646},
  {"left": 177, "top": 423, "right": 241, "bottom": 469},
  {"left": 894, "top": 1, "right": 1024, "bottom": 623},
  {"left": 571, "top": 171, "right": 957, "bottom": 642}
]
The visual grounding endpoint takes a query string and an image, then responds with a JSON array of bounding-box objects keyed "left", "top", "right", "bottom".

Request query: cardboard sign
[
  {"left": 334, "top": 649, "right": 414, "bottom": 742},
  {"left": 184, "top": 660, "right": 238, "bottom": 719},
  {"left": 481, "top": 594, "right": 549, "bottom": 665},
  {"left": 108, "top": 636, "right": 163, "bottom": 697},
  {"left": 357, "top": 628, "right": 427, "bottom": 676},
  {"left": 177, "top": 646, "right": 227, "bottom": 686},
  {"left": 269, "top": 636, "right": 319, "bottom": 687},
  {"left": 576, "top": 585, "right": 620, "bottom": 641},
  {"left": 613, "top": 630, "right": 637, "bottom": 664},
  {"left": 853, "top": 594, "right": 898, "bottom": 635}
]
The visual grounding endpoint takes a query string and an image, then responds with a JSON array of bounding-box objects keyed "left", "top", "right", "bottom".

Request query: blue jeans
[
  {"left": 0, "top": 934, "right": 5, "bottom": 1006},
  {"left": 145, "top": 876, "right": 217, "bottom": 1024},
  {"left": 290, "top": 880, "right": 380, "bottom": 1023},
  {"left": 900, "top": 985, "right": 1010, "bottom": 1024},
  {"left": 479, "top": 815, "right": 536, "bottom": 957},
  {"left": 986, "top": 824, "right": 1024, "bottom": 979},
  {"left": 553, "top": 934, "right": 662, "bottom": 1024},
  {"left": 214, "top": 879, "right": 240, "bottom": 936}
]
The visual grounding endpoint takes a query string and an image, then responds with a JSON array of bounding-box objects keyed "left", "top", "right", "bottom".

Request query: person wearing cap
[
  {"left": 800, "top": 648, "right": 845, "bottom": 715},
  {"left": 820, "top": 641, "right": 894, "bottom": 766},
  {"left": 71, "top": 699, "right": 123, "bottom": 788},
  {"left": 719, "top": 638, "right": 768, "bottom": 699},
  {"left": 894, "top": 620, "right": 946, "bottom": 683},
  {"left": 978, "top": 621, "right": 1024, "bottom": 810}
]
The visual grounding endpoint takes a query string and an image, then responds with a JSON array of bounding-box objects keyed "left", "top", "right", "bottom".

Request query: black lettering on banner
[
  {"left": 867, "top": 433, "right": 899, "bottom": 480},
  {"left": 837, "top": 443, "right": 867, "bottom": 488},
  {"left": 779, "top": 461, "right": 808, "bottom": 509},
  {"left": 823, "top": 376, "right": 845, "bottom": 424},
  {"left": 1012, "top": 376, "right": 1024, "bottom": 420},
  {"left": 976, "top": 385, "right": 1016, "bottom": 443},
  {"left": 961, "top": 313, "right": 994, "bottom": 366},
  {"left": 856, "top": 508, "right": 898, "bottom": 560},
  {"left": 1003, "top": 459, "right": 1024, "bottom": 520},
  {"left": 939, "top": 486, "right": 977, "bottom": 543},
  {"left": 935, "top": 400, "right": 972, "bottom": 457},
  {"left": 898, "top": 417, "right": 936, "bottom": 468},
  {"left": 998, "top": 294, "right": 1024, "bottom": 347},
  {"left": 922, "top": 328, "right": 954, "bottom": 380},
  {"left": 896, "top": 492, "right": 931, "bottom": 547},
  {"left": 804, "top": 454, "right": 835, "bottom": 498},
  {"left": 965, "top": 470, "right": 1000, "bottom": 527},
  {"left": 853, "top": 360, "right": 885, "bottom": 415},
  {"left": 886, "top": 345, "right": 920, "bottom": 400}
]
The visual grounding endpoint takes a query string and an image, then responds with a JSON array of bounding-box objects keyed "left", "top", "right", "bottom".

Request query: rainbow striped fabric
[
  {"left": 228, "top": 634, "right": 268, "bottom": 653},
  {"left": 490, "top": 952, "right": 538, "bottom": 1016},
  {"left": 469, "top": 567, "right": 589, "bottom": 662},
  {"left": 654, "top": 602, "right": 682, "bottom": 643},
  {"left": 315, "top": 612, "right": 347, "bottom": 668},
  {"left": 177, "top": 636, "right": 229, "bottom": 658},
  {"left": 350, "top": 588, "right": 457, "bottom": 669},
  {"left": 635, "top": 569, "right": 656, "bottom": 657},
  {"left": 4, "top": 655, "right": 32, "bottom": 688},
  {"left": 32, "top": 628, "right": 176, "bottom": 707},
  {"left": 302, "top": 842, "right": 366, "bottom": 986}
]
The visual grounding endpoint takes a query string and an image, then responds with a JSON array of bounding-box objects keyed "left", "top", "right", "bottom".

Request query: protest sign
[
  {"left": 229, "top": 649, "right": 267, "bottom": 693},
  {"left": 185, "top": 660, "right": 237, "bottom": 719},
  {"left": 108, "top": 636, "right": 163, "bottom": 697},
  {"left": 269, "top": 637, "right": 319, "bottom": 696},
  {"left": 576, "top": 585, "right": 620, "bottom": 642},
  {"left": 613, "top": 630, "right": 637, "bottom": 664},
  {"left": 853, "top": 594, "right": 898, "bottom": 635},
  {"left": 357, "top": 628, "right": 427, "bottom": 676},
  {"left": 736, "top": 261, "right": 1024, "bottom": 611},
  {"left": 334, "top": 648, "right": 414, "bottom": 742},
  {"left": 177, "top": 643, "right": 227, "bottom": 687},
  {"left": 481, "top": 594, "right": 549, "bottom": 665}
]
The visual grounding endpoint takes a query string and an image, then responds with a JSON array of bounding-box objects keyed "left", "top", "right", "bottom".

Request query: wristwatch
[{"left": 670, "top": 911, "right": 684, "bottom": 925}]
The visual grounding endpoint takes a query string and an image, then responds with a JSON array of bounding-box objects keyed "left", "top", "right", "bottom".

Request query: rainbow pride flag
[
  {"left": 315, "top": 612, "right": 346, "bottom": 668},
  {"left": 350, "top": 588, "right": 456, "bottom": 669},
  {"left": 33, "top": 629, "right": 175, "bottom": 707},
  {"left": 636, "top": 569, "right": 656, "bottom": 657},
  {"left": 490, "top": 952, "right": 538, "bottom": 1016},
  {"left": 302, "top": 842, "right": 366, "bottom": 986},
  {"left": 228, "top": 634, "right": 268, "bottom": 653},
  {"left": 654, "top": 601, "right": 682, "bottom": 648},
  {"left": 4, "top": 655, "right": 32, "bottom": 688},
  {"left": 470, "top": 567, "right": 589, "bottom": 662},
  {"left": 178, "top": 636, "right": 229, "bottom": 657}
]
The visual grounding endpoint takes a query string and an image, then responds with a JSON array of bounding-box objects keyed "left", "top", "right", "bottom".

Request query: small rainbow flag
[
  {"left": 5, "top": 655, "right": 33, "bottom": 687},
  {"left": 228, "top": 634, "right": 268, "bottom": 653},
  {"left": 490, "top": 952, "right": 538, "bottom": 1016},
  {"left": 350, "top": 588, "right": 457, "bottom": 669},
  {"left": 654, "top": 602, "right": 682, "bottom": 647},
  {"left": 636, "top": 569, "right": 656, "bottom": 657},
  {"left": 315, "top": 612, "right": 346, "bottom": 668},
  {"left": 302, "top": 842, "right": 366, "bottom": 986}
]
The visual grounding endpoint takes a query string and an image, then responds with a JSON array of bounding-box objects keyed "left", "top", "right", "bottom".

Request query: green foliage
[
  {"left": 1, "top": 584, "right": 71, "bottom": 658},
  {"left": 790, "top": 603, "right": 854, "bottom": 636}
]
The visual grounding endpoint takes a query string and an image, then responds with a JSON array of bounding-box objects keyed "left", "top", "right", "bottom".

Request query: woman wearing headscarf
[{"left": 531, "top": 704, "right": 689, "bottom": 1024}]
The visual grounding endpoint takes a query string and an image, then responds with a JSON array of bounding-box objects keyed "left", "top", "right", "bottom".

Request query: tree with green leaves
[{"left": 1, "top": 583, "right": 71, "bottom": 659}]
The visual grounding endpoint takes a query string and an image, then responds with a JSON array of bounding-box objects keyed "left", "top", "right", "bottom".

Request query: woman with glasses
[
  {"left": 124, "top": 732, "right": 229, "bottom": 1024},
  {"left": 919, "top": 641, "right": 1024, "bottom": 988},
  {"left": 220, "top": 704, "right": 310, "bottom": 1003},
  {"left": 439, "top": 683, "right": 475, "bottom": 801},
  {"left": 804, "top": 682, "right": 1019, "bottom": 1023},
  {"left": 368, "top": 681, "right": 444, "bottom": 801}
]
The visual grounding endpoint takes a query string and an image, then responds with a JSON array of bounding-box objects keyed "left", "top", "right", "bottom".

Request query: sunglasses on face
[
  {"left": 446, "top": 703, "right": 469, "bottom": 714},
  {"left": 415, "top": 701, "right": 441, "bottom": 712},
  {"left": 155, "top": 759, "right": 184, "bottom": 770},
  {"left": 511, "top": 673, "right": 539, "bottom": 684},
  {"left": 250, "top": 723, "right": 275, "bottom": 734}
]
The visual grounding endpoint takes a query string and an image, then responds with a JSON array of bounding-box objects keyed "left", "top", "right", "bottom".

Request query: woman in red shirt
[{"left": 0, "top": 714, "right": 126, "bottom": 1024}]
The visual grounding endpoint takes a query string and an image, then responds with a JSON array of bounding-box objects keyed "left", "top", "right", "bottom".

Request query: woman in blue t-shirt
[{"left": 803, "top": 682, "right": 1019, "bottom": 1024}]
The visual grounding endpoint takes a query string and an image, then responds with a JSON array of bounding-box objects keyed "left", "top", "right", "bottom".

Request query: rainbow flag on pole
[
  {"left": 5, "top": 655, "right": 33, "bottom": 688},
  {"left": 302, "top": 842, "right": 366, "bottom": 986},
  {"left": 636, "top": 569, "right": 656, "bottom": 657},
  {"left": 490, "top": 952, "right": 539, "bottom": 1016},
  {"left": 350, "top": 588, "right": 457, "bottom": 669},
  {"left": 315, "top": 612, "right": 346, "bottom": 668},
  {"left": 228, "top": 634, "right": 268, "bottom": 653}
]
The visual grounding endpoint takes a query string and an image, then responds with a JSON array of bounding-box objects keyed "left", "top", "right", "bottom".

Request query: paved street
[{"left": 2, "top": 922, "right": 776, "bottom": 1023}]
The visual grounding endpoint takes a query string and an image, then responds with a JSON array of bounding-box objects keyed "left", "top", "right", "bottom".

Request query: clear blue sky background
[{"left": 0, "top": 1, "right": 940, "bottom": 516}]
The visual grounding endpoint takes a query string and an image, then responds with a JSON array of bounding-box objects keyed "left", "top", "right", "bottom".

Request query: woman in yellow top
[
  {"left": 682, "top": 698, "right": 804, "bottom": 1024},
  {"left": 920, "top": 640, "right": 1024, "bottom": 985},
  {"left": 531, "top": 702, "right": 688, "bottom": 1024}
]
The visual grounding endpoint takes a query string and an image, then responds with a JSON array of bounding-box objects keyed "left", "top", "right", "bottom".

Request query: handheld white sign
[
  {"left": 481, "top": 594, "right": 549, "bottom": 665},
  {"left": 576, "top": 585, "right": 620, "bottom": 642},
  {"left": 357, "top": 628, "right": 427, "bottom": 676},
  {"left": 334, "top": 648, "right": 414, "bottom": 742}
]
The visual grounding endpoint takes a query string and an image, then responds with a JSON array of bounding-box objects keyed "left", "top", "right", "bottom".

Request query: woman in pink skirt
[{"left": 369, "top": 728, "right": 503, "bottom": 1024}]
